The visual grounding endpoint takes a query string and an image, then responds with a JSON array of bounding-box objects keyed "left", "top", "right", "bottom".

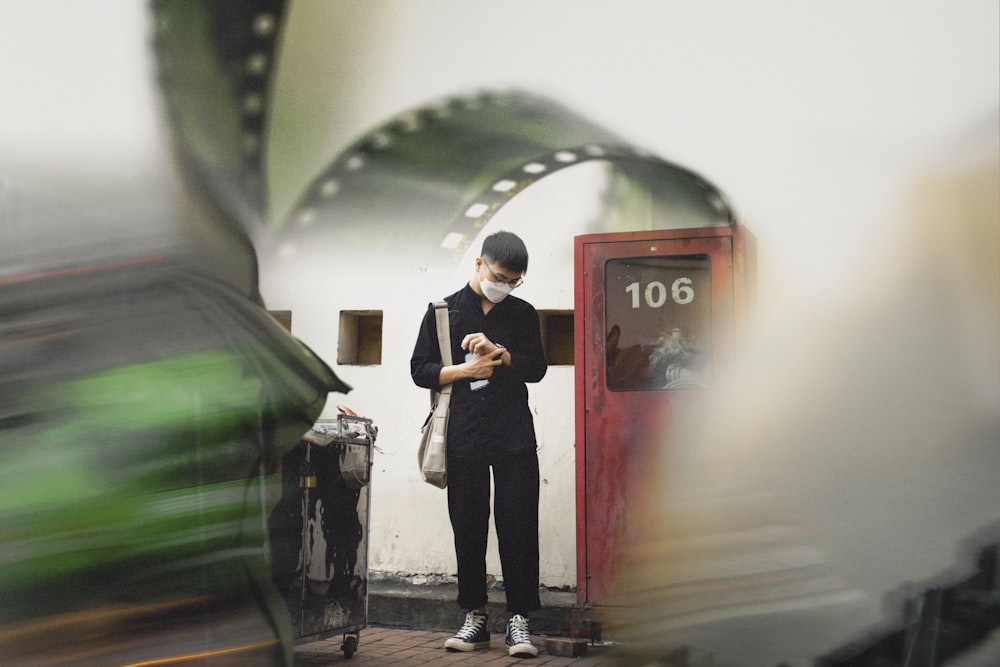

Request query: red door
[{"left": 574, "top": 227, "right": 748, "bottom": 608}]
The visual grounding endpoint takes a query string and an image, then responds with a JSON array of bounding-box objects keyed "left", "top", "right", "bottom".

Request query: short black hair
[{"left": 481, "top": 231, "right": 528, "bottom": 274}]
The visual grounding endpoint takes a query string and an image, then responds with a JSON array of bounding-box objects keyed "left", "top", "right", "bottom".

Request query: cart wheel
[{"left": 341, "top": 634, "right": 358, "bottom": 658}]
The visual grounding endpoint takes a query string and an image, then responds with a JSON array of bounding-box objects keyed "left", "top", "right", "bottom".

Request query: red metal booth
[{"left": 573, "top": 225, "right": 754, "bottom": 633}]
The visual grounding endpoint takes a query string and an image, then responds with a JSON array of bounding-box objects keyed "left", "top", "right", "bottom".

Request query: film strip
[
  {"left": 267, "top": 90, "right": 735, "bottom": 266},
  {"left": 149, "top": 4, "right": 735, "bottom": 266},
  {"left": 150, "top": 0, "right": 286, "bottom": 227}
]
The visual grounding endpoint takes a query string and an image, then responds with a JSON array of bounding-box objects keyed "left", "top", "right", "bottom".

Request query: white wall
[{"left": 258, "top": 220, "right": 582, "bottom": 584}]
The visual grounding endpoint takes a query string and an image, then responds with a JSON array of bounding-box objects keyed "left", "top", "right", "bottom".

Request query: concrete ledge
[
  {"left": 367, "top": 575, "right": 578, "bottom": 636},
  {"left": 545, "top": 637, "right": 591, "bottom": 657}
]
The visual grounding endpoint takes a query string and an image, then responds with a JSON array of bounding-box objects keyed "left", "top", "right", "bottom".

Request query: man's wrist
[{"left": 494, "top": 344, "right": 510, "bottom": 365}]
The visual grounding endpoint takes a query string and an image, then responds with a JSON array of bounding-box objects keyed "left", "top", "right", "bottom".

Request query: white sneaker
[
  {"left": 444, "top": 610, "right": 491, "bottom": 652},
  {"left": 505, "top": 614, "right": 538, "bottom": 657}
]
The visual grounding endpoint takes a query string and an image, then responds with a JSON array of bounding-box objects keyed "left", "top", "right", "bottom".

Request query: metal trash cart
[{"left": 269, "top": 414, "right": 376, "bottom": 658}]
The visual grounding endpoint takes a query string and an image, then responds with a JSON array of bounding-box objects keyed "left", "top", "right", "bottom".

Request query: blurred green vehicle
[{"left": 0, "top": 235, "right": 348, "bottom": 665}]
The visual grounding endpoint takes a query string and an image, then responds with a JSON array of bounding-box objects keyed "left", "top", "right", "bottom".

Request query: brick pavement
[{"left": 294, "top": 626, "right": 617, "bottom": 666}]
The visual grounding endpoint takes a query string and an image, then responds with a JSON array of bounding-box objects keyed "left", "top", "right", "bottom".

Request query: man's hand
[
  {"left": 463, "top": 348, "right": 502, "bottom": 380},
  {"left": 461, "top": 332, "right": 501, "bottom": 357}
]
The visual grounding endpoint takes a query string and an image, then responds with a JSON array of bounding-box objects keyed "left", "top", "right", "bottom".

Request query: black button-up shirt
[{"left": 410, "top": 284, "right": 548, "bottom": 460}]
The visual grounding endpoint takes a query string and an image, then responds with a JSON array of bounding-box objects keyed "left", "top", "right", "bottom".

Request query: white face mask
[{"left": 481, "top": 278, "right": 515, "bottom": 303}]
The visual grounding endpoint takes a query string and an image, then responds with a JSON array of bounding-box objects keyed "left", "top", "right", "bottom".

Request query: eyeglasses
[{"left": 482, "top": 259, "right": 524, "bottom": 288}]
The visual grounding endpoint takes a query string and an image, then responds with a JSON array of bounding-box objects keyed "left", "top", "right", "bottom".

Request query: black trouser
[{"left": 447, "top": 447, "right": 540, "bottom": 616}]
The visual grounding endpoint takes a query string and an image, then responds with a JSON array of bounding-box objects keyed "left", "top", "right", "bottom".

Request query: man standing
[{"left": 410, "top": 231, "right": 548, "bottom": 658}]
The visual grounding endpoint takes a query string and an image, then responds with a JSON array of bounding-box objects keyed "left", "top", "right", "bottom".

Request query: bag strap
[{"left": 432, "top": 301, "right": 453, "bottom": 395}]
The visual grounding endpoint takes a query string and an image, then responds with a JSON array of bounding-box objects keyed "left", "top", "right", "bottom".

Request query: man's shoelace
[
  {"left": 457, "top": 617, "right": 485, "bottom": 639},
  {"left": 508, "top": 617, "right": 531, "bottom": 643}
]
